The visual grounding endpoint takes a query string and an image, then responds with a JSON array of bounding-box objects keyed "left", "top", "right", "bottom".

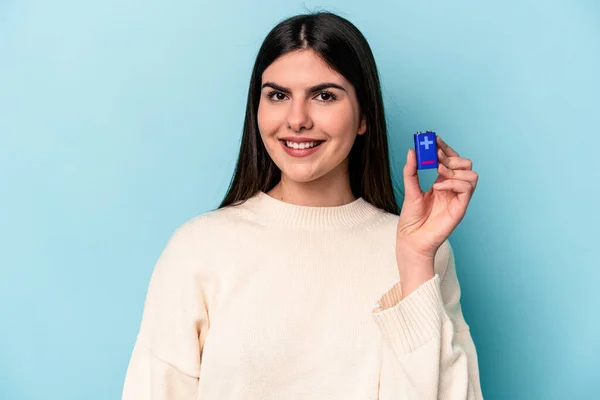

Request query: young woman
[{"left": 123, "top": 11, "right": 483, "bottom": 400}]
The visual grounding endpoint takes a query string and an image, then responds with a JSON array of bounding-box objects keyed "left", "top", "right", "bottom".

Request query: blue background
[{"left": 1, "top": 0, "right": 598, "bottom": 398}]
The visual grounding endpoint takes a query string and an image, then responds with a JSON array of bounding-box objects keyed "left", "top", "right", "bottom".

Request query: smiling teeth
[{"left": 286, "top": 141, "right": 319, "bottom": 149}]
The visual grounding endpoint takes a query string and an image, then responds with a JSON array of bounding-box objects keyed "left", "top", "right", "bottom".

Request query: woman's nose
[{"left": 286, "top": 100, "right": 313, "bottom": 131}]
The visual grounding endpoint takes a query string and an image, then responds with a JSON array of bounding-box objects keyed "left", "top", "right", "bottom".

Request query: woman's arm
[
  {"left": 372, "top": 240, "right": 483, "bottom": 399},
  {"left": 122, "top": 223, "right": 209, "bottom": 399}
]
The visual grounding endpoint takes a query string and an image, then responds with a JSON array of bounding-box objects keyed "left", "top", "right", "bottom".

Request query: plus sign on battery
[{"left": 420, "top": 136, "right": 434, "bottom": 150}]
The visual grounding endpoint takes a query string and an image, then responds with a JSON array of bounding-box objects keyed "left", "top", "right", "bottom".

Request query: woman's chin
[{"left": 280, "top": 169, "right": 324, "bottom": 184}]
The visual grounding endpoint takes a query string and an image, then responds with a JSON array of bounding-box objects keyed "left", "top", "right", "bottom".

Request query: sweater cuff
[{"left": 371, "top": 274, "right": 449, "bottom": 353}]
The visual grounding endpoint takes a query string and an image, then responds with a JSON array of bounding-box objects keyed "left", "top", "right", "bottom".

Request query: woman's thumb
[{"left": 403, "top": 148, "right": 422, "bottom": 200}]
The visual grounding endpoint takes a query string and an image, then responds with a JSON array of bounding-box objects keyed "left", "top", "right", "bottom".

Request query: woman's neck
[{"left": 267, "top": 179, "right": 356, "bottom": 207}]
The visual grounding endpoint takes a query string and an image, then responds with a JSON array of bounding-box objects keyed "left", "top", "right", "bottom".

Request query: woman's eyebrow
[{"left": 261, "top": 81, "right": 347, "bottom": 94}]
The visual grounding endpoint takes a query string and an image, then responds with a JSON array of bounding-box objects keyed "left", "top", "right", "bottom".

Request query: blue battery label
[{"left": 413, "top": 131, "right": 439, "bottom": 170}]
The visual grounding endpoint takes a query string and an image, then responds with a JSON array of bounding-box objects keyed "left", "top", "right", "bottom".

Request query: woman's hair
[{"left": 217, "top": 11, "right": 401, "bottom": 215}]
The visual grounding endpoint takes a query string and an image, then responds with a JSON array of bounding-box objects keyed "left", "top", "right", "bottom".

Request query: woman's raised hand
[{"left": 395, "top": 135, "right": 479, "bottom": 297}]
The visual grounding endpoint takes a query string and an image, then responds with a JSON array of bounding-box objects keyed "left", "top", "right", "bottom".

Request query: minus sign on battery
[{"left": 422, "top": 160, "right": 435, "bottom": 165}]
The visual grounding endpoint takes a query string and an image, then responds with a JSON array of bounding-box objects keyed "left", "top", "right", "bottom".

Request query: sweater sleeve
[
  {"left": 122, "top": 223, "right": 209, "bottom": 399},
  {"left": 371, "top": 240, "right": 483, "bottom": 400}
]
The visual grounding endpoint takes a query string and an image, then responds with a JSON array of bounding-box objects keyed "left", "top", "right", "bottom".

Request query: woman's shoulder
[
  {"left": 170, "top": 203, "right": 248, "bottom": 240},
  {"left": 152, "top": 205, "right": 250, "bottom": 276}
]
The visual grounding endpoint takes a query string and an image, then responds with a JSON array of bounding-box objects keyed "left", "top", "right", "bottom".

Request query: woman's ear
[{"left": 358, "top": 115, "right": 367, "bottom": 135}]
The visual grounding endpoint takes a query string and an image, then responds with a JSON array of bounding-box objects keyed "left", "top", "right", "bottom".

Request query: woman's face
[{"left": 257, "top": 49, "right": 366, "bottom": 187}]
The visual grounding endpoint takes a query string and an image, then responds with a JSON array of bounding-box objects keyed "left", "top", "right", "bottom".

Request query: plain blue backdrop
[{"left": 1, "top": 0, "right": 598, "bottom": 399}]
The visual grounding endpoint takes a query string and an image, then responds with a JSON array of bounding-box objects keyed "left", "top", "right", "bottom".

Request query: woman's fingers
[
  {"left": 437, "top": 135, "right": 460, "bottom": 158},
  {"left": 438, "top": 148, "right": 473, "bottom": 171},
  {"left": 403, "top": 148, "right": 424, "bottom": 200},
  {"left": 433, "top": 178, "right": 472, "bottom": 191},
  {"left": 438, "top": 164, "right": 479, "bottom": 190},
  {"left": 437, "top": 136, "right": 474, "bottom": 172},
  {"left": 432, "top": 179, "right": 474, "bottom": 215}
]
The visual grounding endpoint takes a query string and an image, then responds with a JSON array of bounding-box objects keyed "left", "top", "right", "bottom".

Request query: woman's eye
[
  {"left": 317, "top": 91, "right": 337, "bottom": 102},
  {"left": 270, "top": 92, "right": 287, "bottom": 101},
  {"left": 266, "top": 90, "right": 337, "bottom": 102}
]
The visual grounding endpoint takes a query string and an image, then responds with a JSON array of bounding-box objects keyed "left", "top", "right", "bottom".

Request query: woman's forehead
[{"left": 262, "top": 50, "right": 346, "bottom": 84}]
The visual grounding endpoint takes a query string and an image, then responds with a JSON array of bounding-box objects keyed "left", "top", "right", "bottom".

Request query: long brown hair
[{"left": 217, "top": 11, "right": 401, "bottom": 215}]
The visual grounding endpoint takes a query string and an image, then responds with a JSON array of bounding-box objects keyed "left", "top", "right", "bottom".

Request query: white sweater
[{"left": 122, "top": 191, "right": 483, "bottom": 399}]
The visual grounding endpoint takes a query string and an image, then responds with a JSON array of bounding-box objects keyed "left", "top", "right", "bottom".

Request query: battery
[{"left": 413, "top": 130, "right": 439, "bottom": 170}]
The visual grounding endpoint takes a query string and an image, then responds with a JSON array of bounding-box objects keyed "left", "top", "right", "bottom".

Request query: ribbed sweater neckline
[{"left": 239, "top": 190, "right": 384, "bottom": 230}]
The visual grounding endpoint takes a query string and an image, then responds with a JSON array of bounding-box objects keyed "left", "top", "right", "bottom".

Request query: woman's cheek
[
  {"left": 319, "top": 109, "right": 351, "bottom": 138},
  {"left": 258, "top": 106, "right": 284, "bottom": 132}
]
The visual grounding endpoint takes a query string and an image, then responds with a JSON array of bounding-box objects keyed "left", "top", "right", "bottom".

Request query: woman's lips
[{"left": 279, "top": 140, "right": 324, "bottom": 157}]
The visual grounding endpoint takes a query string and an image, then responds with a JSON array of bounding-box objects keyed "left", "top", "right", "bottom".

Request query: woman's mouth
[{"left": 279, "top": 139, "right": 325, "bottom": 157}]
